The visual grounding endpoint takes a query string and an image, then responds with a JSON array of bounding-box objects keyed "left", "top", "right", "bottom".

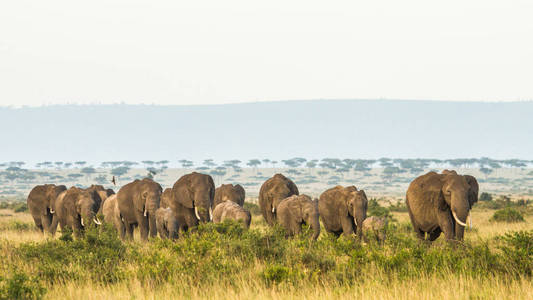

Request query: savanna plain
[{"left": 0, "top": 163, "right": 532, "bottom": 300}]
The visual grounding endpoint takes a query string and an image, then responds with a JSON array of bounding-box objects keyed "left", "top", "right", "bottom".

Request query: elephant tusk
[
  {"left": 144, "top": 208, "right": 147, "bottom": 217},
  {"left": 81, "top": 218, "right": 85, "bottom": 227},
  {"left": 272, "top": 206, "right": 276, "bottom": 213},
  {"left": 93, "top": 217, "right": 102, "bottom": 225},
  {"left": 50, "top": 209, "right": 55, "bottom": 214},
  {"left": 194, "top": 206, "right": 201, "bottom": 221},
  {"left": 209, "top": 206, "right": 213, "bottom": 221},
  {"left": 452, "top": 211, "right": 467, "bottom": 227}
]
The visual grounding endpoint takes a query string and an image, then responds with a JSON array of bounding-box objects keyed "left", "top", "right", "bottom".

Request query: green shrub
[
  {"left": 0, "top": 271, "right": 46, "bottom": 300},
  {"left": 479, "top": 192, "right": 493, "bottom": 202},
  {"left": 490, "top": 208, "right": 525, "bottom": 223},
  {"left": 243, "top": 202, "right": 261, "bottom": 215},
  {"left": 12, "top": 203, "right": 28, "bottom": 213}
]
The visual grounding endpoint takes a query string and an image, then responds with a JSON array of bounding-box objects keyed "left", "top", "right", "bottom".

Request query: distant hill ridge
[{"left": 1, "top": 100, "right": 531, "bottom": 162}]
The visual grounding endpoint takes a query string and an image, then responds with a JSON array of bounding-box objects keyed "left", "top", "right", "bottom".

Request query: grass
[{"left": 0, "top": 205, "right": 531, "bottom": 300}]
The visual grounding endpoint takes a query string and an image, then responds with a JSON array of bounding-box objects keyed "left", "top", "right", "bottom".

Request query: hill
[{"left": 1, "top": 100, "right": 532, "bottom": 163}]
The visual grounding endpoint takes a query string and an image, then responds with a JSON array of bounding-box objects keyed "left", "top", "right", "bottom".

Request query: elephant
[
  {"left": 155, "top": 207, "right": 179, "bottom": 239},
  {"left": 276, "top": 194, "right": 320, "bottom": 240},
  {"left": 406, "top": 171, "right": 479, "bottom": 241},
  {"left": 258, "top": 173, "right": 299, "bottom": 226},
  {"left": 362, "top": 216, "right": 388, "bottom": 243},
  {"left": 212, "top": 201, "right": 251, "bottom": 228},
  {"left": 86, "top": 185, "right": 115, "bottom": 214},
  {"left": 318, "top": 185, "right": 368, "bottom": 240},
  {"left": 102, "top": 194, "right": 124, "bottom": 237},
  {"left": 27, "top": 184, "right": 67, "bottom": 234},
  {"left": 442, "top": 170, "right": 479, "bottom": 228},
  {"left": 213, "top": 184, "right": 246, "bottom": 207},
  {"left": 117, "top": 178, "right": 162, "bottom": 241},
  {"left": 169, "top": 172, "right": 215, "bottom": 234},
  {"left": 160, "top": 188, "right": 172, "bottom": 208},
  {"left": 54, "top": 186, "right": 103, "bottom": 238}
]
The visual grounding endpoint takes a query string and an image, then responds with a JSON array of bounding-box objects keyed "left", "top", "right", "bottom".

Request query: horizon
[{"left": 1, "top": 98, "right": 533, "bottom": 109}]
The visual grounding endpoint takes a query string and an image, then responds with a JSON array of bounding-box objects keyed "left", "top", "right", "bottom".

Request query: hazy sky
[{"left": 1, "top": 0, "right": 532, "bottom": 106}]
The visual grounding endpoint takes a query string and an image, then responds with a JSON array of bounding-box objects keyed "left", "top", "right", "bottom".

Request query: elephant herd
[{"left": 26, "top": 169, "right": 479, "bottom": 243}]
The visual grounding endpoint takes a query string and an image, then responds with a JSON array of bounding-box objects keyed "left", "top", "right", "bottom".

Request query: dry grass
[{"left": 0, "top": 206, "right": 531, "bottom": 300}]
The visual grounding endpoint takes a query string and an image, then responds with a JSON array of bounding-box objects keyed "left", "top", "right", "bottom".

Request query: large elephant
[
  {"left": 102, "top": 194, "right": 124, "bottom": 237},
  {"left": 27, "top": 184, "right": 67, "bottom": 234},
  {"left": 258, "top": 174, "right": 299, "bottom": 226},
  {"left": 117, "top": 178, "right": 162, "bottom": 241},
  {"left": 318, "top": 185, "right": 368, "bottom": 240},
  {"left": 276, "top": 194, "right": 320, "bottom": 240},
  {"left": 406, "top": 171, "right": 478, "bottom": 241},
  {"left": 155, "top": 207, "right": 179, "bottom": 239},
  {"left": 212, "top": 201, "right": 251, "bottom": 228},
  {"left": 169, "top": 172, "right": 215, "bottom": 233},
  {"left": 54, "top": 186, "right": 102, "bottom": 238},
  {"left": 160, "top": 188, "right": 172, "bottom": 208},
  {"left": 213, "top": 184, "right": 245, "bottom": 207}
]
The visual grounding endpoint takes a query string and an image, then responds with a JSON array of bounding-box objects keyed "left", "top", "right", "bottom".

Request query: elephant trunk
[
  {"left": 355, "top": 212, "right": 366, "bottom": 241},
  {"left": 309, "top": 213, "right": 320, "bottom": 240},
  {"left": 452, "top": 194, "right": 470, "bottom": 241},
  {"left": 194, "top": 192, "right": 211, "bottom": 223},
  {"left": 148, "top": 213, "right": 157, "bottom": 238}
]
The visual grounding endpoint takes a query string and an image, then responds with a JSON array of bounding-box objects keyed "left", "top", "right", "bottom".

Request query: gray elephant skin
[
  {"left": 276, "top": 194, "right": 320, "bottom": 240},
  {"left": 27, "top": 184, "right": 67, "bottom": 235},
  {"left": 156, "top": 207, "right": 179, "bottom": 239},
  {"left": 212, "top": 201, "right": 251, "bottom": 228},
  {"left": 169, "top": 172, "right": 215, "bottom": 233},
  {"left": 160, "top": 188, "right": 173, "bottom": 208},
  {"left": 214, "top": 184, "right": 245, "bottom": 208},
  {"left": 406, "top": 171, "right": 479, "bottom": 241},
  {"left": 318, "top": 185, "right": 368, "bottom": 240},
  {"left": 102, "top": 194, "right": 125, "bottom": 238},
  {"left": 53, "top": 186, "right": 103, "bottom": 238},
  {"left": 117, "top": 178, "right": 162, "bottom": 241},
  {"left": 258, "top": 174, "right": 299, "bottom": 226},
  {"left": 362, "top": 216, "right": 388, "bottom": 243}
]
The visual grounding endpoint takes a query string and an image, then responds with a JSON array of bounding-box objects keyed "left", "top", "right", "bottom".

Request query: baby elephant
[
  {"left": 212, "top": 201, "right": 251, "bottom": 228},
  {"left": 155, "top": 207, "right": 179, "bottom": 239},
  {"left": 276, "top": 194, "right": 320, "bottom": 240},
  {"left": 362, "top": 216, "right": 388, "bottom": 243}
]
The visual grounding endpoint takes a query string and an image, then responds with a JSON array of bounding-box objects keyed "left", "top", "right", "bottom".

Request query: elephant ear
[
  {"left": 464, "top": 175, "right": 479, "bottom": 208},
  {"left": 174, "top": 183, "right": 194, "bottom": 209},
  {"left": 419, "top": 173, "right": 448, "bottom": 211}
]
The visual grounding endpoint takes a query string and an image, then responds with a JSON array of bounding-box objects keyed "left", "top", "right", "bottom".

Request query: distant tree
[
  {"left": 479, "top": 192, "right": 492, "bottom": 202},
  {"left": 81, "top": 167, "right": 96, "bottom": 181},
  {"left": 54, "top": 162, "right": 64, "bottom": 169},
  {"left": 111, "top": 166, "right": 130, "bottom": 178},
  {"left": 317, "top": 170, "right": 328, "bottom": 178},
  {"left": 306, "top": 161, "right": 317, "bottom": 169},
  {"left": 247, "top": 159, "right": 261, "bottom": 169},
  {"left": 74, "top": 161, "right": 86, "bottom": 168},
  {"left": 262, "top": 159, "right": 271, "bottom": 167},
  {"left": 94, "top": 175, "right": 108, "bottom": 185},
  {"left": 142, "top": 160, "right": 155, "bottom": 168},
  {"left": 203, "top": 159, "right": 216, "bottom": 168},
  {"left": 480, "top": 167, "right": 493, "bottom": 178},
  {"left": 271, "top": 160, "right": 278, "bottom": 168},
  {"left": 179, "top": 160, "right": 194, "bottom": 168},
  {"left": 64, "top": 162, "right": 73, "bottom": 168},
  {"left": 67, "top": 173, "right": 84, "bottom": 180}
]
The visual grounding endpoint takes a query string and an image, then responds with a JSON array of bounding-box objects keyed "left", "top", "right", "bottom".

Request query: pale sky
[{"left": 1, "top": 0, "right": 532, "bottom": 106}]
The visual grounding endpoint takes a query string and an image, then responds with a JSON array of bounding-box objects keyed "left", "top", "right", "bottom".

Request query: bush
[
  {"left": 0, "top": 221, "right": 35, "bottom": 232},
  {"left": 479, "top": 192, "right": 493, "bottom": 202},
  {"left": 490, "top": 208, "right": 525, "bottom": 223},
  {"left": 243, "top": 202, "right": 261, "bottom": 216},
  {"left": 0, "top": 271, "right": 46, "bottom": 300}
]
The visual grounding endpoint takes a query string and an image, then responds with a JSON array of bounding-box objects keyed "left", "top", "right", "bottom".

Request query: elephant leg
[
  {"left": 115, "top": 219, "right": 126, "bottom": 240},
  {"left": 137, "top": 213, "right": 149, "bottom": 241},
  {"left": 340, "top": 216, "right": 355, "bottom": 237},
  {"left": 33, "top": 215, "right": 44, "bottom": 233},
  {"left": 41, "top": 214, "right": 53, "bottom": 235},
  {"left": 428, "top": 228, "right": 442, "bottom": 241},
  {"left": 49, "top": 215, "right": 59, "bottom": 236},
  {"left": 414, "top": 227, "right": 426, "bottom": 240},
  {"left": 437, "top": 211, "right": 454, "bottom": 241},
  {"left": 125, "top": 222, "right": 134, "bottom": 240}
]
